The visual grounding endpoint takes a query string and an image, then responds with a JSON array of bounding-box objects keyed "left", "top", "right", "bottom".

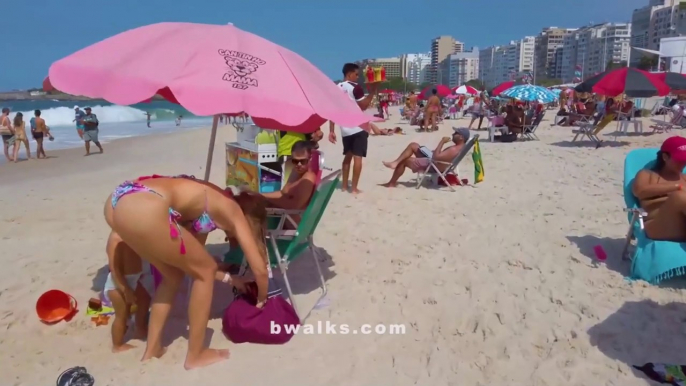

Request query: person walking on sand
[
  {"left": 82, "top": 107, "right": 103, "bottom": 156},
  {"left": 1, "top": 107, "right": 15, "bottom": 162},
  {"left": 424, "top": 89, "right": 441, "bottom": 132},
  {"left": 329, "top": 62, "right": 377, "bottom": 195},
  {"left": 30, "top": 110, "right": 52, "bottom": 159},
  {"left": 73, "top": 106, "right": 85, "bottom": 139},
  {"left": 11, "top": 112, "right": 31, "bottom": 162}
]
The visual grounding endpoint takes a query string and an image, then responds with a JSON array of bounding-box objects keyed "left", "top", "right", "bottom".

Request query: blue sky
[{"left": 2, "top": 0, "right": 645, "bottom": 90}]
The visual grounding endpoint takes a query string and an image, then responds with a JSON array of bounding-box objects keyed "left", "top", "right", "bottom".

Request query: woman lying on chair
[{"left": 632, "top": 136, "right": 686, "bottom": 241}]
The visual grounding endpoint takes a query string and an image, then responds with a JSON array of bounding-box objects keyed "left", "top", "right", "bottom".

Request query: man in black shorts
[{"left": 329, "top": 63, "right": 376, "bottom": 194}]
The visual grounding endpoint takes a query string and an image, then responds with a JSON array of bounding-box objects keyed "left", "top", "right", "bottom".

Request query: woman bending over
[{"left": 104, "top": 175, "right": 268, "bottom": 369}]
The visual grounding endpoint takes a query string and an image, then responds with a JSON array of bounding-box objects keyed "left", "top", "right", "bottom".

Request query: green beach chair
[{"left": 224, "top": 170, "right": 341, "bottom": 321}]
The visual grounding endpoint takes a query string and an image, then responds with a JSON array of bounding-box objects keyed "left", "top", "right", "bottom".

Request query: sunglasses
[{"left": 291, "top": 157, "right": 310, "bottom": 166}]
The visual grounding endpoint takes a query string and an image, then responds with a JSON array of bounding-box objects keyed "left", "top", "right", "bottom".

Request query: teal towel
[{"left": 624, "top": 148, "right": 686, "bottom": 284}]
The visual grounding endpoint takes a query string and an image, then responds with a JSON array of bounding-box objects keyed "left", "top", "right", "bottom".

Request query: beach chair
[
  {"left": 650, "top": 106, "right": 684, "bottom": 133},
  {"left": 415, "top": 134, "right": 478, "bottom": 192},
  {"left": 521, "top": 112, "right": 544, "bottom": 141},
  {"left": 621, "top": 148, "right": 686, "bottom": 284},
  {"left": 224, "top": 170, "right": 341, "bottom": 321},
  {"left": 651, "top": 96, "right": 671, "bottom": 116},
  {"left": 487, "top": 114, "right": 506, "bottom": 142},
  {"left": 572, "top": 122, "right": 600, "bottom": 145},
  {"left": 571, "top": 111, "right": 612, "bottom": 146}
]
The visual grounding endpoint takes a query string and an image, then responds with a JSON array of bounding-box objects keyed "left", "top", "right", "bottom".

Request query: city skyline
[
  {"left": 1, "top": 0, "right": 644, "bottom": 91},
  {"left": 353, "top": 0, "right": 686, "bottom": 89}
]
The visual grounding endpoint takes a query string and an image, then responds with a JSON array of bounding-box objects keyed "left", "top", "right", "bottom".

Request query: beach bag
[
  {"left": 222, "top": 278, "right": 299, "bottom": 344},
  {"left": 437, "top": 173, "right": 467, "bottom": 186}
]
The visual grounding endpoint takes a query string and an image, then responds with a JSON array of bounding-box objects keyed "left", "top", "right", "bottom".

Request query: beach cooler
[{"left": 622, "top": 148, "right": 686, "bottom": 284}]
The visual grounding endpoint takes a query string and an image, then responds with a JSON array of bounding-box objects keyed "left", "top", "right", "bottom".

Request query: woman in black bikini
[{"left": 633, "top": 136, "right": 686, "bottom": 241}]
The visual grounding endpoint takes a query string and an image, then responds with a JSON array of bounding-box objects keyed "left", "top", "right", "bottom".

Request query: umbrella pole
[{"left": 204, "top": 115, "right": 219, "bottom": 182}]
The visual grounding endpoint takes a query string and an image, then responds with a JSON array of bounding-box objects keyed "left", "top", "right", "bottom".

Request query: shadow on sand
[
  {"left": 567, "top": 235, "right": 686, "bottom": 290},
  {"left": 588, "top": 300, "right": 686, "bottom": 385},
  {"left": 566, "top": 235, "right": 630, "bottom": 277},
  {"left": 549, "top": 140, "right": 631, "bottom": 148}
]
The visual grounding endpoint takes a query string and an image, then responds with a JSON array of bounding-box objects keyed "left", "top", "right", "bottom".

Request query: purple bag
[{"left": 222, "top": 280, "right": 300, "bottom": 344}]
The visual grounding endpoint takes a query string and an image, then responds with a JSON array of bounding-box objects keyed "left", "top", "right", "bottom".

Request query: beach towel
[
  {"left": 634, "top": 363, "right": 686, "bottom": 385},
  {"left": 472, "top": 138, "right": 484, "bottom": 183}
]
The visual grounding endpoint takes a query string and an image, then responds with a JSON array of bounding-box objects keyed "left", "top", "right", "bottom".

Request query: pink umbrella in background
[{"left": 46, "top": 22, "right": 379, "bottom": 179}]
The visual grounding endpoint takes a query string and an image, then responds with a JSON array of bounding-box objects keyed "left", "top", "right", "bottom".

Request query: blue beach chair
[{"left": 622, "top": 148, "right": 686, "bottom": 284}]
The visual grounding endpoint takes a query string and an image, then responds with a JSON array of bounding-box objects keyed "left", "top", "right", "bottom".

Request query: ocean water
[{"left": 0, "top": 100, "right": 214, "bottom": 156}]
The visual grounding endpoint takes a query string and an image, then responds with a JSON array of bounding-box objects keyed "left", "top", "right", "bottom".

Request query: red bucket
[{"left": 36, "top": 290, "right": 78, "bottom": 324}]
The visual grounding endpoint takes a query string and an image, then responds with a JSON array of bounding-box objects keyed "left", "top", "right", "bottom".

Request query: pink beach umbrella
[{"left": 46, "top": 22, "right": 379, "bottom": 179}]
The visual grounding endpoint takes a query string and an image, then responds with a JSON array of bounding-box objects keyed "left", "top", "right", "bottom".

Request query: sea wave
[{"left": 15, "top": 105, "right": 178, "bottom": 127}]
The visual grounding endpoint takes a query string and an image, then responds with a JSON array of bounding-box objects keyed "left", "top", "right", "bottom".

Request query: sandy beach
[{"left": 2, "top": 105, "right": 686, "bottom": 385}]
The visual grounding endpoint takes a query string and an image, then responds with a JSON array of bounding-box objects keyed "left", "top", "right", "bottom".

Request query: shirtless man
[
  {"left": 424, "top": 89, "right": 441, "bottom": 132},
  {"left": 409, "top": 91, "right": 418, "bottom": 109},
  {"left": 381, "top": 128, "right": 469, "bottom": 187},
  {"left": 31, "top": 109, "right": 52, "bottom": 159},
  {"left": 632, "top": 136, "right": 686, "bottom": 241},
  {"left": 262, "top": 141, "right": 316, "bottom": 211}
]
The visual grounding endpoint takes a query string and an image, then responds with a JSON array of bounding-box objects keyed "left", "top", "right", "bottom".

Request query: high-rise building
[
  {"left": 354, "top": 56, "right": 406, "bottom": 79},
  {"left": 631, "top": 0, "right": 680, "bottom": 67},
  {"left": 478, "top": 37, "right": 535, "bottom": 88},
  {"left": 429, "top": 36, "right": 463, "bottom": 83},
  {"left": 440, "top": 48, "right": 479, "bottom": 88},
  {"left": 404, "top": 53, "right": 432, "bottom": 84},
  {"left": 478, "top": 46, "right": 498, "bottom": 88},
  {"left": 534, "top": 27, "right": 577, "bottom": 80},
  {"left": 560, "top": 23, "right": 631, "bottom": 82}
]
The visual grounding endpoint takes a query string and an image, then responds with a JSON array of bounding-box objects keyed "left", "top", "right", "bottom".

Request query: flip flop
[{"left": 56, "top": 366, "right": 95, "bottom": 386}]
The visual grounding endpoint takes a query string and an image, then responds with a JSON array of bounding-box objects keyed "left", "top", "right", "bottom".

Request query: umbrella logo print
[{"left": 219, "top": 49, "right": 266, "bottom": 90}]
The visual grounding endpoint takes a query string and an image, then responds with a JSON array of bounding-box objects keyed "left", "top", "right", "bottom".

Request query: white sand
[{"left": 1, "top": 106, "right": 686, "bottom": 385}]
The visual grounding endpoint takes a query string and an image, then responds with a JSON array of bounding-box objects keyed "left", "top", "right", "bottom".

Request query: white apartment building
[
  {"left": 404, "top": 53, "right": 431, "bottom": 84},
  {"left": 478, "top": 37, "right": 535, "bottom": 88},
  {"left": 631, "top": 0, "right": 685, "bottom": 66},
  {"left": 534, "top": 27, "right": 577, "bottom": 80},
  {"left": 560, "top": 23, "right": 631, "bottom": 83},
  {"left": 479, "top": 46, "right": 498, "bottom": 88},
  {"left": 440, "top": 49, "right": 479, "bottom": 88}
]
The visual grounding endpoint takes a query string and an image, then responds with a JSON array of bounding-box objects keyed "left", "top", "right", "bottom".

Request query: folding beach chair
[
  {"left": 270, "top": 149, "right": 329, "bottom": 230},
  {"left": 571, "top": 111, "right": 612, "bottom": 146},
  {"left": 522, "top": 112, "right": 544, "bottom": 141},
  {"left": 650, "top": 106, "right": 684, "bottom": 133},
  {"left": 415, "top": 134, "right": 478, "bottom": 192},
  {"left": 651, "top": 96, "right": 671, "bottom": 116},
  {"left": 621, "top": 149, "right": 686, "bottom": 284},
  {"left": 571, "top": 120, "right": 600, "bottom": 145},
  {"left": 224, "top": 170, "right": 341, "bottom": 321}
]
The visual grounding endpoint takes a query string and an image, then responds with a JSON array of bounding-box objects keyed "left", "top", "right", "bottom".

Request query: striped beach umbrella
[{"left": 499, "top": 84, "right": 558, "bottom": 103}]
